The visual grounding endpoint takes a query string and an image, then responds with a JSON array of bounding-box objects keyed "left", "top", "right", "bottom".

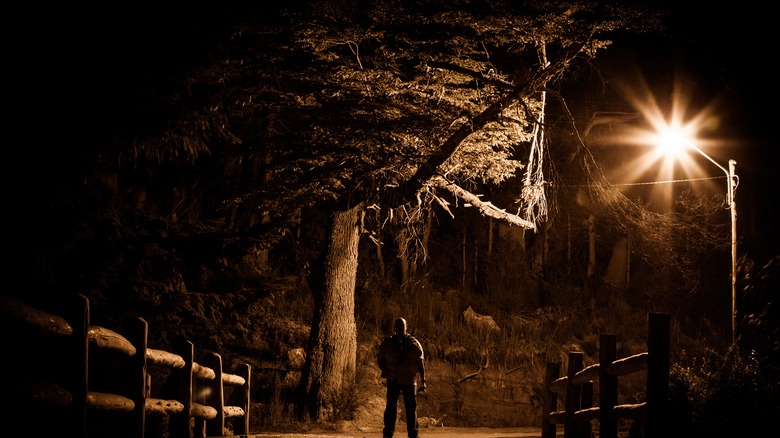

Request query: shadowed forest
[{"left": 6, "top": 1, "right": 778, "bottom": 437}]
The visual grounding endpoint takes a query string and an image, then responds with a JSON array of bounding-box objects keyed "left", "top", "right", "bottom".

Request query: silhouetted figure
[{"left": 377, "top": 317, "right": 426, "bottom": 438}]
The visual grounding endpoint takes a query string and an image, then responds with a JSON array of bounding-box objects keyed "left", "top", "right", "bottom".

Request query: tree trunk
[
  {"left": 587, "top": 214, "right": 596, "bottom": 278},
  {"left": 376, "top": 238, "right": 385, "bottom": 278},
  {"left": 397, "top": 231, "right": 409, "bottom": 285},
  {"left": 566, "top": 214, "right": 571, "bottom": 275},
  {"left": 488, "top": 218, "right": 494, "bottom": 256},
  {"left": 422, "top": 207, "right": 433, "bottom": 259},
  {"left": 462, "top": 223, "right": 467, "bottom": 290},
  {"left": 625, "top": 234, "right": 631, "bottom": 288},
  {"left": 298, "top": 201, "right": 363, "bottom": 419}
]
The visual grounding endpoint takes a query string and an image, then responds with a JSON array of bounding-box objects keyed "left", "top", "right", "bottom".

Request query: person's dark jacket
[{"left": 377, "top": 333, "right": 424, "bottom": 385}]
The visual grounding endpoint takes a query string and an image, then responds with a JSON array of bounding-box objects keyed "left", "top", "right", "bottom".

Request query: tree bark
[
  {"left": 298, "top": 201, "right": 362, "bottom": 419},
  {"left": 397, "top": 231, "right": 409, "bottom": 286},
  {"left": 587, "top": 214, "right": 596, "bottom": 278}
]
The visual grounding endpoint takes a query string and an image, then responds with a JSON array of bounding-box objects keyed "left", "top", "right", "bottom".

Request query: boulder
[
  {"left": 286, "top": 347, "right": 306, "bottom": 369},
  {"left": 443, "top": 345, "right": 469, "bottom": 363},
  {"left": 462, "top": 306, "right": 500, "bottom": 333}
]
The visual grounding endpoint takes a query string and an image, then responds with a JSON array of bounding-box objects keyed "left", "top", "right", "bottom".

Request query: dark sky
[
  {"left": 10, "top": 2, "right": 778, "bottom": 264},
  {"left": 602, "top": 1, "right": 780, "bottom": 263}
]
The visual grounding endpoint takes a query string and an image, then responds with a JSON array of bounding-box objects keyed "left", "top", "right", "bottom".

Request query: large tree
[
  {"left": 207, "top": 0, "right": 658, "bottom": 418},
  {"left": 19, "top": 0, "right": 660, "bottom": 421}
]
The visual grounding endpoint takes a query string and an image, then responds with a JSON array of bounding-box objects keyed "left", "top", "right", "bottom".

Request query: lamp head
[{"left": 657, "top": 128, "right": 689, "bottom": 157}]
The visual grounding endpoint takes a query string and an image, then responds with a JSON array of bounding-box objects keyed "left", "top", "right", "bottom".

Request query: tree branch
[
  {"left": 397, "top": 45, "right": 586, "bottom": 204},
  {"left": 426, "top": 60, "right": 514, "bottom": 91},
  {"left": 458, "top": 354, "right": 490, "bottom": 383},
  {"left": 428, "top": 176, "right": 534, "bottom": 229}
]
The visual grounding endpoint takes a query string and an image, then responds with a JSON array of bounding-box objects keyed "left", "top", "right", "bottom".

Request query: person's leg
[
  {"left": 383, "top": 380, "right": 401, "bottom": 437},
  {"left": 401, "top": 384, "right": 418, "bottom": 438}
]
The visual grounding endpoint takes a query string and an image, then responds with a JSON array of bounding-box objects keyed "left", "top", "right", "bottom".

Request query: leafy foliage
[
  {"left": 210, "top": 1, "right": 659, "bottom": 215},
  {"left": 738, "top": 256, "right": 780, "bottom": 379},
  {"left": 668, "top": 348, "right": 777, "bottom": 437},
  {"left": 18, "top": 0, "right": 678, "bottom": 426}
]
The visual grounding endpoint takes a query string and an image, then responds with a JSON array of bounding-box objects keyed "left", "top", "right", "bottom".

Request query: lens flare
[
  {"left": 601, "top": 69, "right": 729, "bottom": 204},
  {"left": 657, "top": 128, "right": 688, "bottom": 157}
]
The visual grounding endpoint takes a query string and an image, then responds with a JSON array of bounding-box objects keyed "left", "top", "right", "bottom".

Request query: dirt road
[{"left": 247, "top": 427, "right": 553, "bottom": 437}]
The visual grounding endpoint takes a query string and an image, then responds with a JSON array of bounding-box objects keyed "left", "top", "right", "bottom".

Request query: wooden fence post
[
  {"left": 205, "top": 353, "right": 225, "bottom": 437},
  {"left": 580, "top": 381, "right": 593, "bottom": 438},
  {"left": 564, "top": 352, "right": 583, "bottom": 438},
  {"left": 194, "top": 360, "right": 206, "bottom": 438},
  {"left": 125, "top": 317, "right": 148, "bottom": 438},
  {"left": 171, "top": 340, "right": 194, "bottom": 438},
  {"left": 234, "top": 363, "right": 251, "bottom": 436},
  {"left": 67, "top": 294, "right": 90, "bottom": 438},
  {"left": 541, "top": 362, "right": 560, "bottom": 438},
  {"left": 599, "top": 334, "right": 617, "bottom": 438},
  {"left": 646, "top": 313, "right": 670, "bottom": 438}
]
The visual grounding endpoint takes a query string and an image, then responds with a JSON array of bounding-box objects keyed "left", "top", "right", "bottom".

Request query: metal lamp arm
[{"left": 684, "top": 139, "right": 736, "bottom": 205}]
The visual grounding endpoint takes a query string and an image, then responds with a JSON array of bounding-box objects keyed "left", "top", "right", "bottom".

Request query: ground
[{"left": 246, "top": 427, "right": 550, "bottom": 437}]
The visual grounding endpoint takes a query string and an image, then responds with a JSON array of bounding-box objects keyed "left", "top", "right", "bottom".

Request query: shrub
[{"left": 667, "top": 348, "right": 777, "bottom": 437}]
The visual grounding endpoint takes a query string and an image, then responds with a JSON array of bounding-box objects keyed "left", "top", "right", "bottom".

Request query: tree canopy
[{"left": 18, "top": 0, "right": 672, "bottom": 421}]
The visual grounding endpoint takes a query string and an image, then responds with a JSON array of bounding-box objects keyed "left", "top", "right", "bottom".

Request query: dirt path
[{"left": 247, "top": 427, "right": 552, "bottom": 437}]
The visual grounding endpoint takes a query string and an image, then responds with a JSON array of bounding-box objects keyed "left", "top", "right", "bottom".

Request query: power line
[
  {"left": 561, "top": 175, "right": 726, "bottom": 188},
  {"left": 610, "top": 175, "right": 727, "bottom": 187}
]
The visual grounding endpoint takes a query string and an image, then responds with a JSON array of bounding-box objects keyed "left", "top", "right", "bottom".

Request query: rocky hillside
[{"left": 247, "top": 284, "right": 654, "bottom": 432}]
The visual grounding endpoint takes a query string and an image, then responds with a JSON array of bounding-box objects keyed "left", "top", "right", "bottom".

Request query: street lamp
[{"left": 659, "top": 129, "right": 739, "bottom": 347}]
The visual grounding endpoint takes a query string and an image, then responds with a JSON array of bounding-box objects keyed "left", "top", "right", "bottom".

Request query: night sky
[
  {"left": 8, "top": 2, "right": 779, "bottom": 265},
  {"left": 593, "top": 1, "right": 780, "bottom": 264}
]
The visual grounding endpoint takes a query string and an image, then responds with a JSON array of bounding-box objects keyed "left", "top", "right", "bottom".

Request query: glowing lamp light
[
  {"left": 606, "top": 75, "right": 740, "bottom": 347},
  {"left": 656, "top": 128, "right": 688, "bottom": 157},
  {"left": 641, "top": 118, "right": 739, "bottom": 349}
]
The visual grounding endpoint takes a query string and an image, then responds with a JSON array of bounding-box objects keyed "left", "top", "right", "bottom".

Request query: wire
[
  {"left": 560, "top": 175, "right": 727, "bottom": 188},
  {"left": 610, "top": 175, "right": 727, "bottom": 187}
]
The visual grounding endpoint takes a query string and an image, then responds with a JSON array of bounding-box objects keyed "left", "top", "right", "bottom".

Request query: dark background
[
  {"left": 10, "top": 2, "right": 777, "bottom": 266},
  {"left": 596, "top": 1, "right": 779, "bottom": 265}
]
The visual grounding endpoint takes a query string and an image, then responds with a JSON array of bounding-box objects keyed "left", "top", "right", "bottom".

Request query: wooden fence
[
  {"left": 2, "top": 293, "right": 251, "bottom": 438},
  {"left": 541, "top": 312, "right": 670, "bottom": 438}
]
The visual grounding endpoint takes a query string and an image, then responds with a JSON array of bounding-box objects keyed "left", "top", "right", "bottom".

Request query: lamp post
[{"left": 673, "top": 137, "right": 739, "bottom": 348}]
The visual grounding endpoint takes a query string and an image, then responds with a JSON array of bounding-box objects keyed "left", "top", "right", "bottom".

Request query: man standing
[{"left": 377, "top": 317, "right": 426, "bottom": 438}]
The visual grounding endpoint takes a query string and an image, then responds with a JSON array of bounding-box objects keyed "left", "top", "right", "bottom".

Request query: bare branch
[
  {"left": 458, "top": 354, "right": 490, "bottom": 383},
  {"left": 428, "top": 176, "right": 535, "bottom": 229},
  {"left": 344, "top": 41, "right": 363, "bottom": 69}
]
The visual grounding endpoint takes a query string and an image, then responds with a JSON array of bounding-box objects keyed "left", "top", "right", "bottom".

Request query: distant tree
[{"left": 738, "top": 255, "right": 779, "bottom": 377}]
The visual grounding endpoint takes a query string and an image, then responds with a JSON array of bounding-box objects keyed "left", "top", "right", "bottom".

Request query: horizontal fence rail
[
  {"left": 2, "top": 294, "right": 252, "bottom": 438},
  {"left": 541, "top": 313, "right": 670, "bottom": 438}
]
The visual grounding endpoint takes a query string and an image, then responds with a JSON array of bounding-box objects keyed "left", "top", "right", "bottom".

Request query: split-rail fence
[
  {"left": 541, "top": 312, "right": 671, "bottom": 438},
  {"left": 2, "top": 293, "right": 251, "bottom": 438}
]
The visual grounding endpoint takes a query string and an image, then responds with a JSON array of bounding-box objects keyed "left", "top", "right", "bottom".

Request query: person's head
[{"left": 393, "top": 317, "right": 407, "bottom": 335}]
